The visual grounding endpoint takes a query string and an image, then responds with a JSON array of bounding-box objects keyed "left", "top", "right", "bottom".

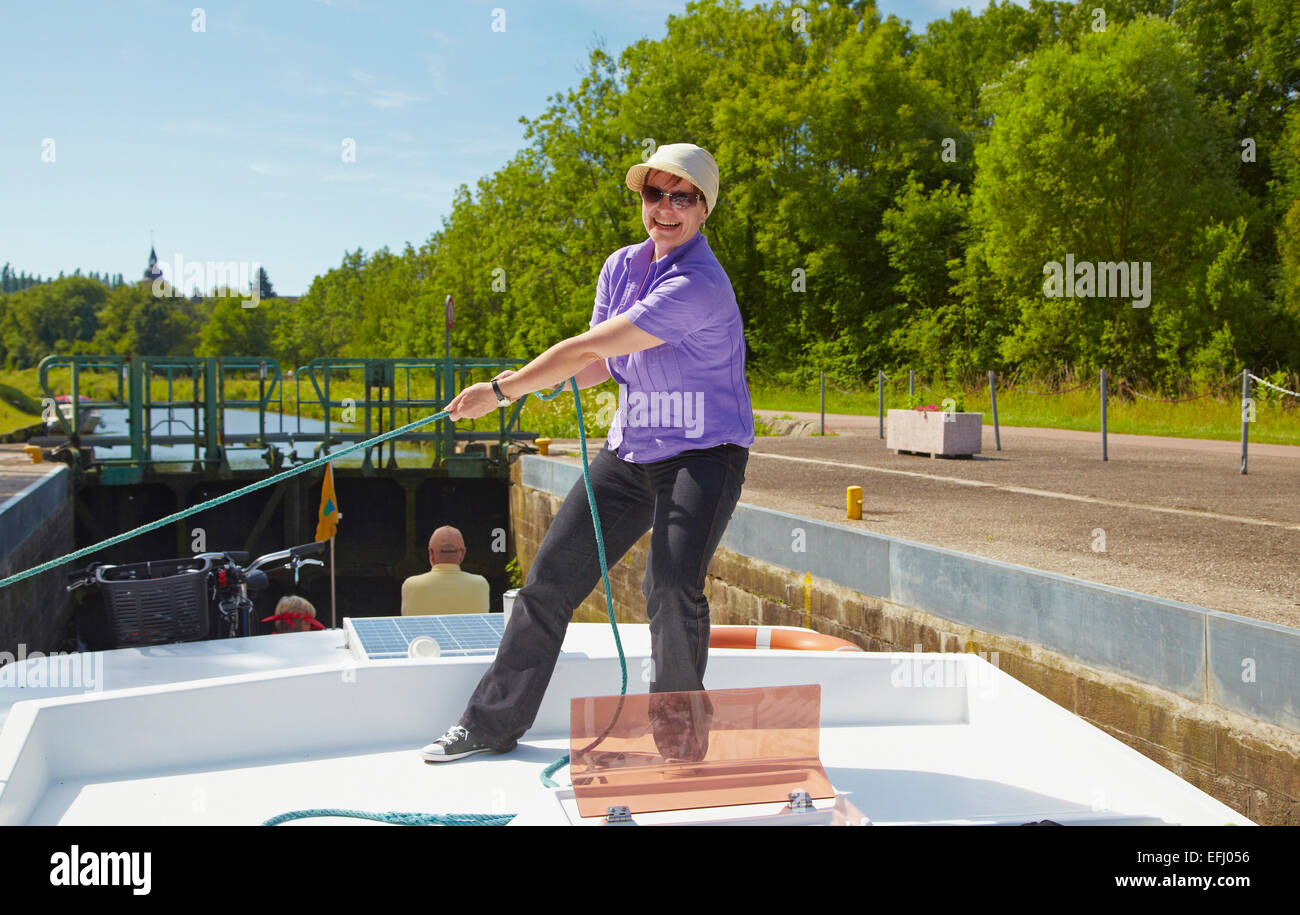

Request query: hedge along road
[{"left": 549, "top": 413, "right": 1300, "bottom": 630}]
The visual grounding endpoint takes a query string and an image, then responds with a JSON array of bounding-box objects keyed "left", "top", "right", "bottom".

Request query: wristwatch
[{"left": 491, "top": 378, "right": 509, "bottom": 404}]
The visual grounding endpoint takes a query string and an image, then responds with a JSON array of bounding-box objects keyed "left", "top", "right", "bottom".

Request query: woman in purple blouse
[{"left": 424, "top": 143, "right": 754, "bottom": 763}]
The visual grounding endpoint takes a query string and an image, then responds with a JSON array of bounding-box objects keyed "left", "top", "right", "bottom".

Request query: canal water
[{"left": 89, "top": 407, "right": 435, "bottom": 469}]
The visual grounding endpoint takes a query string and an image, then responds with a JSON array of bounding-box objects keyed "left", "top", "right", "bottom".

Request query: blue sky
[{"left": 1, "top": 0, "right": 994, "bottom": 295}]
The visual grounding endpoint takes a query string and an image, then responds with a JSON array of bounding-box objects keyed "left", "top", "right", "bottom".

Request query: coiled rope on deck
[{"left": 262, "top": 809, "right": 515, "bottom": 827}]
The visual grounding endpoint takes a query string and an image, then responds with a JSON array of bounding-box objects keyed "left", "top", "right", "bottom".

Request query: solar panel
[{"left": 348, "top": 614, "right": 507, "bottom": 660}]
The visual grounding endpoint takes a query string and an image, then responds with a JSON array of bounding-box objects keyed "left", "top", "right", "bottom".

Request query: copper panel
[{"left": 569, "top": 684, "right": 834, "bottom": 818}]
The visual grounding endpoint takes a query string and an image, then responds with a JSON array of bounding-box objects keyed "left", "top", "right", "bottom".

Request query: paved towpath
[
  {"left": 545, "top": 414, "right": 1300, "bottom": 629},
  {"left": 0, "top": 444, "right": 64, "bottom": 505}
]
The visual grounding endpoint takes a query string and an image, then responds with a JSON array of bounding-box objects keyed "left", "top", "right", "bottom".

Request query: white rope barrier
[{"left": 1247, "top": 373, "right": 1300, "bottom": 398}]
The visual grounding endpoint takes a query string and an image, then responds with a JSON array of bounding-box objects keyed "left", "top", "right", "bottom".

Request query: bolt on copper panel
[{"left": 569, "top": 684, "right": 835, "bottom": 818}]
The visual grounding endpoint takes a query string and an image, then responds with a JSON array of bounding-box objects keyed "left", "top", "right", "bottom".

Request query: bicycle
[{"left": 67, "top": 542, "right": 327, "bottom": 649}]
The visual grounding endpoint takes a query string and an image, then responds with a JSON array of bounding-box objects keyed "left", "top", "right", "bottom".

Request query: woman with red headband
[{"left": 262, "top": 595, "right": 324, "bottom": 633}]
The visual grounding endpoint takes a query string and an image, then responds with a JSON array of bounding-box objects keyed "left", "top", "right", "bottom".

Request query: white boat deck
[
  {"left": 0, "top": 620, "right": 1251, "bottom": 826},
  {"left": 0, "top": 629, "right": 346, "bottom": 734}
]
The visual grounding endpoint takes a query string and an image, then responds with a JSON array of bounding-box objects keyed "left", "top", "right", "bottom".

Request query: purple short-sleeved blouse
[{"left": 590, "top": 233, "right": 755, "bottom": 463}]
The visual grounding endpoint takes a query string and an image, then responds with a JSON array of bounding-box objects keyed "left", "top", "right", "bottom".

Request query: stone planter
[{"left": 886, "top": 409, "right": 982, "bottom": 457}]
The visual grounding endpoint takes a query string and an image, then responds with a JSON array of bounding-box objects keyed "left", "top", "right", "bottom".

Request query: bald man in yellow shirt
[{"left": 401, "top": 526, "right": 491, "bottom": 616}]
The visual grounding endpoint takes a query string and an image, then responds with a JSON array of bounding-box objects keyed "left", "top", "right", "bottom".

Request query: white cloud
[
  {"left": 454, "top": 135, "right": 523, "bottom": 158},
  {"left": 384, "top": 175, "right": 461, "bottom": 206},
  {"left": 283, "top": 136, "right": 349, "bottom": 158},
  {"left": 275, "top": 68, "right": 338, "bottom": 100},
  {"left": 322, "top": 170, "right": 379, "bottom": 183},
  {"left": 339, "top": 66, "right": 425, "bottom": 109},
  {"left": 558, "top": 0, "right": 687, "bottom": 27},
  {"left": 426, "top": 54, "right": 450, "bottom": 96},
  {"left": 161, "top": 118, "right": 262, "bottom": 136},
  {"left": 369, "top": 89, "right": 423, "bottom": 110}
]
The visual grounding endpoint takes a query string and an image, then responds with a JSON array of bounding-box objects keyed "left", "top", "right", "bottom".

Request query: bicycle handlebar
[
  {"left": 65, "top": 542, "right": 328, "bottom": 643},
  {"left": 67, "top": 542, "right": 328, "bottom": 588},
  {"left": 246, "top": 541, "right": 327, "bottom": 573}
]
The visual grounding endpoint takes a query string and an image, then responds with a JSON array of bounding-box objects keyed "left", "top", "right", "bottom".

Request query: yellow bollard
[
  {"left": 536, "top": 438, "right": 551, "bottom": 456},
  {"left": 846, "top": 485, "right": 862, "bottom": 520},
  {"left": 23, "top": 444, "right": 44, "bottom": 464}
]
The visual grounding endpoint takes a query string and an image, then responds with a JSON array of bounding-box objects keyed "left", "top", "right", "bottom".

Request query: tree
[
  {"left": 0, "top": 276, "right": 106, "bottom": 367},
  {"left": 879, "top": 179, "right": 1002, "bottom": 379},
  {"left": 256, "top": 267, "right": 276, "bottom": 299},
  {"left": 1172, "top": 0, "right": 1300, "bottom": 207},
  {"left": 273, "top": 249, "right": 369, "bottom": 365},
  {"left": 197, "top": 295, "right": 275, "bottom": 357},
  {"left": 913, "top": 0, "right": 1047, "bottom": 132},
  {"left": 91, "top": 284, "right": 199, "bottom": 357},
  {"left": 967, "top": 17, "right": 1270, "bottom": 386}
]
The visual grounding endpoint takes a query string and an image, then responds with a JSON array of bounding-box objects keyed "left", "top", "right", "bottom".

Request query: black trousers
[{"left": 458, "top": 442, "right": 748, "bottom": 749}]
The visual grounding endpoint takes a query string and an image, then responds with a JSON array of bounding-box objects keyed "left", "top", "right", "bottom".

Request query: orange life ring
[{"left": 709, "top": 625, "right": 862, "bottom": 652}]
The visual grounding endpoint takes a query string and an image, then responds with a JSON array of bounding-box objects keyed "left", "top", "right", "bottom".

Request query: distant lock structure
[{"left": 29, "top": 354, "right": 544, "bottom": 625}]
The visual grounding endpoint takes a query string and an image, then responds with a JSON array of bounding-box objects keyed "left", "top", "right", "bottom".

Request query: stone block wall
[{"left": 0, "top": 466, "right": 75, "bottom": 653}]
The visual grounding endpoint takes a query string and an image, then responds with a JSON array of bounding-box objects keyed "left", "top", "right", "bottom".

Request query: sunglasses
[{"left": 640, "top": 184, "right": 703, "bottom": 210}]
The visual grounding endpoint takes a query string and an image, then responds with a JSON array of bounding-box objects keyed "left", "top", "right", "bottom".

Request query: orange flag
[{"left": 315, "top": 463, "right": 339, "bottom": 542}]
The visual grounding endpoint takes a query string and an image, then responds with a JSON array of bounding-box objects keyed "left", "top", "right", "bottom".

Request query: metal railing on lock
[{"left": 33, "top": 354, "right": 542, "bottom": 474}]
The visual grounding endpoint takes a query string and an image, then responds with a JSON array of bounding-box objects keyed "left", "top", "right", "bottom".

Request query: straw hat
[{"left": 625, "top": 143, "right": 719, "bottom": 214}]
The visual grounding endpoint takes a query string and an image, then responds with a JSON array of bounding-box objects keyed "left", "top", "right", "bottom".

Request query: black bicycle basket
[{"left": 95, "top": 557, "right": 213, "bottom": 646}]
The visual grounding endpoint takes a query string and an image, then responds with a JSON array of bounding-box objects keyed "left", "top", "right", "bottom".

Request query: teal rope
[
  {"left": 535, "top": 378, "right": 624, "bottom": 788},
  {"left": 540, "top": 754, "right": 569, "bottom": 787},
  {"left": 262, "top": 809, "right": 514, "bottom": 826},
  {"left": 0, "top": 407, "right": 453, "bottom": 591}
]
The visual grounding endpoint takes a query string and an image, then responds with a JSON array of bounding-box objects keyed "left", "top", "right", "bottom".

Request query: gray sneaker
[{"left": 420, "top": 725, "right": 502, "bottom": 763}]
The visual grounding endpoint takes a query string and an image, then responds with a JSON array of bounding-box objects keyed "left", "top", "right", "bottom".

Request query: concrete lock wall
[
  {"left": 0, "top": 465, "right": 75, "bottom": 653},
  {"left": 511, "top": 455, "right": 1300, "bottom": 825}
]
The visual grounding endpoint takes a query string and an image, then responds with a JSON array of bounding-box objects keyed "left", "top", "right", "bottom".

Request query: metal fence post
[
  {"left": 1241, "top": 369, "right": 1251, "bottom": 475},
  {"left": 1100, "top": 368, "right": 1108, "bottom": 462},
  {"left": 878, "top": 370, "right": 884, "bottom": 439},
  {"left": 988, "top": 370, "right": 1000, "bottom": 451},
  {"left": 819, "top": 371, "right": 825, "bottom": 436}
]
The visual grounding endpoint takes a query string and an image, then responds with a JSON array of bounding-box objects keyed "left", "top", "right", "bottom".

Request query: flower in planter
[{"left": 904, "top": 392, "right": 965, "bottom": 412}]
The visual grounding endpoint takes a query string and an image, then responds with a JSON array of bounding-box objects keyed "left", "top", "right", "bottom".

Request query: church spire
[{"left": 143, "top": 242, "right": 163, "bottom": 283}]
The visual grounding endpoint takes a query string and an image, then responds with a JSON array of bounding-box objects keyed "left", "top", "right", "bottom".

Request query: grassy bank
[{"left": 750, "top": 374, "right": 1300, "bottom": 446}]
